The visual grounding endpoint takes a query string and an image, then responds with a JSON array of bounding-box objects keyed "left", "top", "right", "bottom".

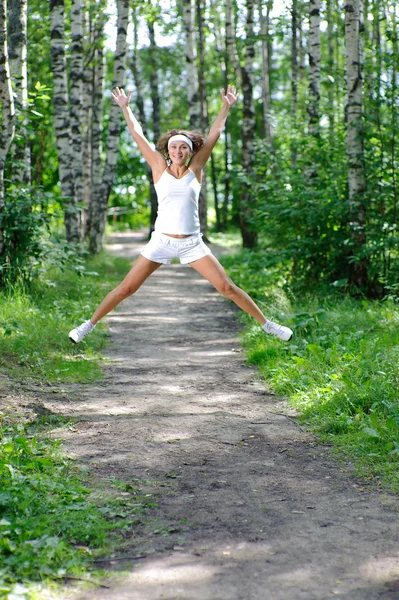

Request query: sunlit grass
[
  {"left": 0, "top": 252, "right": 132, "bottom": 384},
  {"left": 221, "top": 247, "right": 399, "bottom": 491}
]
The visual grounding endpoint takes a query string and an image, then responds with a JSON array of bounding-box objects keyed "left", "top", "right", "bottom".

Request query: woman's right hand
[{"left": 111, "top": 87, "right": 132, "bottom": 108}]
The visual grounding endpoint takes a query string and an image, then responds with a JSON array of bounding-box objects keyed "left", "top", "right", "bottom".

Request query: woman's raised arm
[
  {"left": 190, "top": 85, "right": 238, "bottom": 171},
  {"left": 111, "top": 87, "right": 165, "bottom": 173}
]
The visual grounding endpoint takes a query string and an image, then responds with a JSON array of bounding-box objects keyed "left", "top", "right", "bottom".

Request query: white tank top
[{"left": 154, "top": 168, "right": 201, "bottom": 235}]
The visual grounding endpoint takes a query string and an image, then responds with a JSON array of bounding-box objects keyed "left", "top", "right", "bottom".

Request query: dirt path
[{"left": 55, "top": 232, "right": 398, "bottom": 600}]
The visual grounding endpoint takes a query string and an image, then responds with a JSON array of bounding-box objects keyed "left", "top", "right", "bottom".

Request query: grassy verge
[
  {"left": 0, "top": 413, "right": 156, "bottom": 598},
  {"left": 0, "top": 251, "right": 132, "bottom": 384},
  {"left": 0, "top": 249, "right": 157, "bottom": 598},
  {"left": 220, "top": 245, "right": 399, "bottom": 491}
]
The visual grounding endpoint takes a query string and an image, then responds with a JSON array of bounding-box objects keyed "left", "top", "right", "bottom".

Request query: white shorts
[{"left": 140, "top": 231, "right": 212, "bottom": 265}]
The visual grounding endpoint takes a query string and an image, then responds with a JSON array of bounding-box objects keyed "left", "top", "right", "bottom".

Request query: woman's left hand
[{"left": 221, "top": 85, "right": 238, "bottom": 107}]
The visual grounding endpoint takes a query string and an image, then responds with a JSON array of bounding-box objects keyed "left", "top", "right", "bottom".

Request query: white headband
[{"left": 167, "top": 134, "right": 193, "bottom": 151}]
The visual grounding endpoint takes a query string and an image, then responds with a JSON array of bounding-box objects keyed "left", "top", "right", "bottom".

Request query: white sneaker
[
  {"left": 263, "top": 319, "right": 293, "bottom": 342},
  {"left": 69, "top": 320, "right": 95, "bottom": 344}
]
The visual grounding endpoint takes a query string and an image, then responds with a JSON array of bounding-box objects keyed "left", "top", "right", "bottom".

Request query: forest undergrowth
[{"left": 216, "top": 233, "right": 399, "bottom": 492}]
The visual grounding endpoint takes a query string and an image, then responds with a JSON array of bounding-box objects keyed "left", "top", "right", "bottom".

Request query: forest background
[{"left": 0, "top": 0, "right": 399, "bottom": 593}]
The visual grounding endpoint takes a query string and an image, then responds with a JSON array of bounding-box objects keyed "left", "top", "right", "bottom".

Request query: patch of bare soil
[{"left": 33, "top": 232, "right": 399, "bottom": 599}]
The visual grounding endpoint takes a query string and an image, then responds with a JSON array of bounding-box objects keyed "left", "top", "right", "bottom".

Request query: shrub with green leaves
[{"left": 0, "top": 187, "right": 87, "bottom": 288}]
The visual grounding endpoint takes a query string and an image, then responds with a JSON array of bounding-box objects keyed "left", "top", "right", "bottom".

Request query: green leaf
[{"left": 363, "top": 427, "right": 380, "bottom": 440}]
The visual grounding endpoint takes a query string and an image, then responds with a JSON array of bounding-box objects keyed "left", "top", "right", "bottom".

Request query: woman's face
[{"left": 168, "top": 141, "right": 192, "bottom": 165}]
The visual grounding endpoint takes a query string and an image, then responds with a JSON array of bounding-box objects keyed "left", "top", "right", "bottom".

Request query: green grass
[
  {"left": 0, "top": 252, "right": 132, "bottom": 384},
  {"left": 0, "top": 250, "right": 155, "bottom": 598},
  {"left": 0, "top": 413, "right": 157, "bottom": 599},
  {"left": 221, "top": 248, "right": 399, "bottom": 491}
]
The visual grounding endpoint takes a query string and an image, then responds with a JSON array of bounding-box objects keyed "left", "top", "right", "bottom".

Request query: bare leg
[
  {"left": 90, "top": 255, "right": 162, "bottom": 325},
  {"left": 189, "top": 254, "right": 266, "bottom": 325}
]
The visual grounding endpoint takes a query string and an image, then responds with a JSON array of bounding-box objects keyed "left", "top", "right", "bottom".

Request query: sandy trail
[{"left": 54, "top": 232, "right": 398, "bottom": 600}]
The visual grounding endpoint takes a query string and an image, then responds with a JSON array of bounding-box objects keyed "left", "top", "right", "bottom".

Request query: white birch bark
[
  {"left": 147, "top": 18, "right": 160, "bottom": 233},
  {"left": 81, "top": 8, "right": 93, "bottom": 232},
  {"left": 70, "top": 0, "right": 84, "bottom": 238},
  {"left": 131, "top": 11, "right": 157, "bottom": 234},
  {"left": 86, "top": 17, "right": 105, "bottom": 240},
  {"left": 50, "top": 0, "right": 79, "bottom": 243},
  {"left": 0, "top": 0, "right": 15, "bottom": 252},
  {"left": 225, "top": 0, "right": 241, "bottom": 83},
  {"left": 183, "top": 0, "right": 207, "bottom": 235},
  {"left": 291, "top": 0, "right": 298, "bottom": 166},
  {"left": 183, "top": 0, "right": 201, "bottom": 130},
  {"left": 308, "top": 0, "right": 321, "bottom": 134},
  {"left": 89, "top": 0, "right": 129, "bottom": 253},
  {"left": 240, "top": 0, "right": 257, "bottom": 248},
  {"left": 195, "top": 0, "right": 208, "bottom": 238},
  {"left": 8, "top": 0, "right": 30, "bottom": 184},
  {"left": 326, "top": 0, "right": 335, "bottom": 136},
  {"left": 344, "top": 0, "right": 367, "bottom": 286},
  {"left": 259, "top": 0, "right": 273, "bottom": 145}
]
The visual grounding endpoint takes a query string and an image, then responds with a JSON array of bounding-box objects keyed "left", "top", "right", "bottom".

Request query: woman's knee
[
  {"left": 217, "top": 279, "right": 238, "bottom": 298},
  {"left": 116, "top": 282, "right": 138, "bottom": 299}
]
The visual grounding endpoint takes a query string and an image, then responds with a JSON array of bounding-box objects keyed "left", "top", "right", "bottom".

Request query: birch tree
[
  {"left": 344, "top": 0, "right": 367, "bottom": 287},
  {"left": 291, "top": 0, "right": 298, "bottom": 166},
  {"left": 86, "top": 16, "right": 105, "bottom": 237},
  {"left": 8, "top": 0, "right": 30, "bottom": 184},
  {"left": 308, "top": 0, "right": 321, "bottom": 134},
  {"left": 50, "top": 0, "right": 79, "bottom": 243},
  {"left": 88, "top": 0, "right": 129, "bottom": 253},
  {"left": 326, "top": 0, "right": 335, "bottom": 137},
  {"left": 0, "top": 0, "right": 15, "bottom": 249},
  {"left": 70, "top": 0, "right": 84, "bottom": 237},
  {"left": 259, "top": 0, "right": 273, "bottom": 145},
  {"left": 131, "top": 11, "right": 158, "bottom": 234},
  {"left": 148, "top": 18, "right": 160, "bottom": 233},
  {"left": 225, "top": 0, "right": 240, "bottom": 83},
  {"left": 183, "top": 0, "right": 207, "bottom": 236},
  {"left": 240, "top": 0, "right": 257, "bottom": 248},
  {"left": 183, "top": 0, "right": 201, "bottom": 129}
]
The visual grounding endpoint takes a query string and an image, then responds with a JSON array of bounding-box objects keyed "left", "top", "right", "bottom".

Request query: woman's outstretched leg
[
  {"left": 69, "top": 256, "right": 162, "bottom": 343},
  {"left": 189, "top": 254, "right": 293, "bottom": 341}
]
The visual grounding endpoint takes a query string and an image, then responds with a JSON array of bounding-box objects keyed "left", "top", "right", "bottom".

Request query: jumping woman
[{"left": 69, "top": 85, "right": 293, "bottom": 344}]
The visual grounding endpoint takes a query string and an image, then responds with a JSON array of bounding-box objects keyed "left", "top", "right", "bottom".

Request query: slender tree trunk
[
  {"left": 224, "top": 0, "right": 241, "bottom": 227},
  {"left": 195, "top": 0, "right": 209, "bottom": 240},
  {"left": 131, "top": 11, "right": 157, "bottom": 235},
  {"left": 50, "top": 0, "right": 79, "bottom": 243},
  {"left": 259, "top": 0, "right": 273, "bottom": 145},
  {"left": 70, "top": 0, "right": 84, "bottom": 239},
  {"left": 225, "top": 0, "right": 240, "bottom": 83},
  {"left": 0, "top": 0, "right": 15, "bottom": 255},
  {"left": 240, "top": 0, "right": 257, "bottom": 248},
  {"left": 326, "top": 0, "right": 335, "bottom": 138},
  {"left": 148, "top": 19, "right": 160, "bottom": 234},
  {"left": 81, "top": 8, "right": 94, "bottom": 235},
  {"left": 344, "top": 0, "right": 367, "bottom": 288},
  {"left": 87, "top": 18, "right": 105, "bottom": 240},
  {"left": 183, "top": 0, "right": 207, "bottom": 236},
  {"left": 389, "top": 9, "right": 397, "bottom": 235},
  {"left": 89, "top": 0, "right": 129, "bottom": 253},
  {"left": 209, "top": 1, "right": 225, "bottom": 230},
  {"left": 308, "top": 0, "right": 321, "bottom": 134},
  {"left": 8, "top": 0, "right": 30, "bottom": 185},
  {"left": 291, "top": 0, "right": 298, "bottom": 166},
  {"left": 183, "top": 0, "right": 201, "bottom": 128}
]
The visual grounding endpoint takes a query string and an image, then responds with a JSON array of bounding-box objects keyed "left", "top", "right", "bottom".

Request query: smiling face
[{"left": 168, "top": 141, "right": 192, "bottom": 165}]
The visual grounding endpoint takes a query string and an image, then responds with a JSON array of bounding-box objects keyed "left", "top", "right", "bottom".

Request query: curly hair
[{"left": 156, "top": 129, "right": 205, "bottom": 158}]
